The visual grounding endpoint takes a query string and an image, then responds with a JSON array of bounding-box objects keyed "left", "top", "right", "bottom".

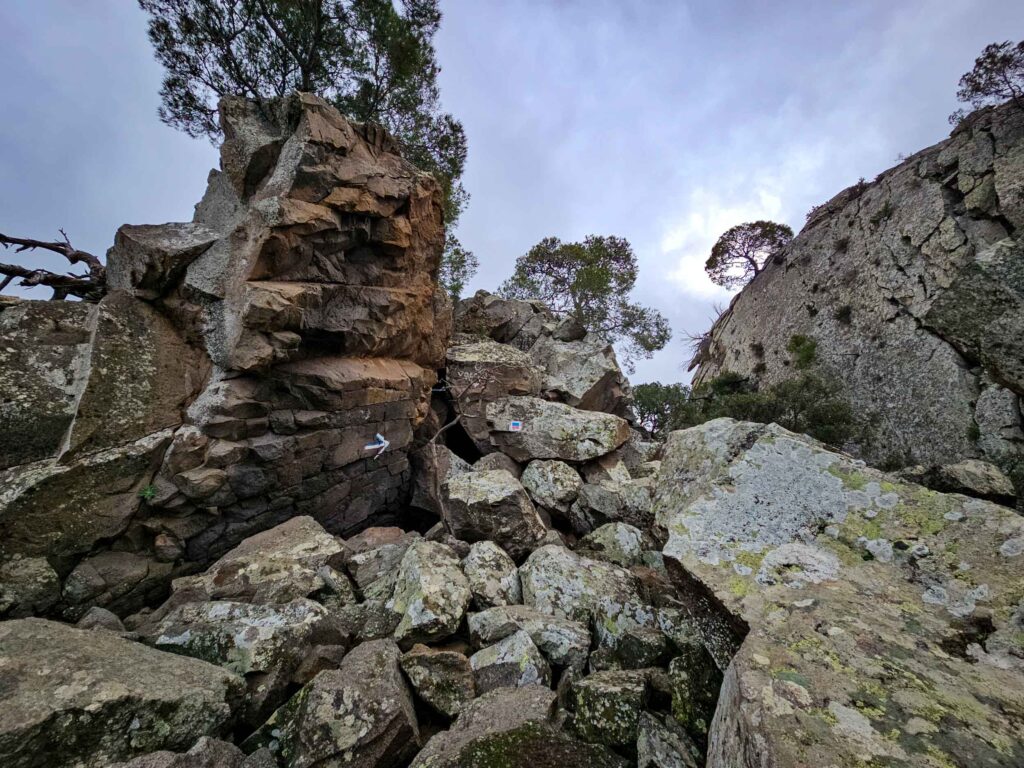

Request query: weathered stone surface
[
  {"left": 899, "top": 459, "right": 1017, "bottom": 504},
  {"left": 462, "top": 541, "right": 521, "bottom": 609},
  {"left": 387, "top": 540, "right": 471, "bottom": 646},
  {"left": 454, "top": 291, "right": 555, "bottom": 351},
  {"left": 693, "top": 103, "right": 1024, "bottom": 477},
  {"left": 0, "top": 300, "right": 96, "bottom": 468},
  {"left": 567, "top": 480, "right": 653, "bottom": 535},
  {"left": 636, "top": 712, "right": 702, "bottom": 768},
  {"left": 0, "top": 94, "right": 448, "bottom": 617},
  {"left": 571, "top": 669, "right": 649, "bottom": 747},
  {"left": 0, "top": 619, "right": 242, "bottom": 768},
  {"left": 170, "top": 515, "right": 347, "bottom": 604},
  {"left": 468, "top": 604, "right": 590, "bottom": 669},
  {"left": 107, "top": 223, "right": 220, "bottom": 300},
  {"left": 76, "top": 605, "right": 127, "bottom": 632},
  {"left": 411, "top": 444, "right": 471, "bottom": 514},
  {"left": 62, "top": 551, "right": 173, "bottom": 617},
  {"left": 346, "top": 528, "right": 421, "bottom": 601},
  {"left": 520, "top": 545, "right": 656, "bottom": 649},
  {"left": 446, "top": 340, "right": 543, "bottom": 447},
  {"left": 529, "top": 334, "right": 631, "bottom": 417},
  {"left": 578, "top": 522, "right": 648, "bottom": 567},
  {"left": 400, "top": 644, "right": 476, "bottom": 718},
  {"left": 470, "top": 629, "right": 551, "bottom": 694},
  {"left": 472, "top": 452, "right": 522, "bottom": 477},
  {"left": 654, "top": 418, "right": 1024, "bottom": 768},
  {"left": 441, "top": 469, "right": 547, "bottom": 559},
  {"left": 482, "top": 396, "right": 630, "bottom": 462},
  {"left": 247, "top": 639, "right": 419, "bottom": 768},
  {"left": 108, "top": 736, "right": 271, "bottom": 768},
  {"left": 0, "top": 555, "right": 60, "bottom": 618},
  {"left": 520, "top": 459, "right": 583, "bottom": 515}
]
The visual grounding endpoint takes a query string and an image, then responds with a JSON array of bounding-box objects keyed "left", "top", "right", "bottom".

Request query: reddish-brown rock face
[{"left": 0, "top": 94, "right": 448, "bottom": 619}]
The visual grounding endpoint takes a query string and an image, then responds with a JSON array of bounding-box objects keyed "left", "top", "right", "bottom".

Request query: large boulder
[
  {"left": 654, "top": 418, "right": 1024, "bottom": 768},
  {"left": 529, "top": 334, "right": 632, "bottom": 417},
  {"left": 519, "top": 544, "right": 657, "bottom": 649},
  {"left": 246, "top": 639, "right": 419, "bottom": 768},
  {"left": 454, "top": 291, "right": 555, "bottom": 351},
  {"left": 400, "top": 644, "right": 476, "bottom": 718},
  {"left": 481, "top": 396, "right": 630, "bottom": 462},
  {"left": 168, "top": 516, "right": 348, "bottom": 604},
  {"left": 462, "top": 541, "right": 522, "bottom": 609},
  {"left": 0, "top": 619, "right": 242, "bottom": 768},
  {"left": 441, "top": 470, "right": 547, "bottom": 559},
  {"left": 109, "top": 737, "right": 274, "bottom": 768},
  {"left": 470, "top": 629, "right": 551, "bottom": 694},
  {"left": 386, "top": 540, "right": 471, "bottom": 646},
  {"left": 571, "top": 669, "right": 650, "bottom": 747},
  {"left": 468, "top": 604, "right": 591, "bottom": 669},
  {"left": 520, "top": 459, "right": 583, "bottom": 515},
  {"left": 411, "top": 685, "right": 629, "bottom": 768},
  {"left": 411, "top": 444, "right": 472, "bottom": 514}
]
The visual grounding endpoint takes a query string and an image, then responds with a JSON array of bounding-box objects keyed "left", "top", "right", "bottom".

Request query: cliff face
[
  {"left": 0, "top": 94, "right": 449, "bottom": 619},
  {"left": 694, "top": 102, "right": 1024, "bottom": 475}
]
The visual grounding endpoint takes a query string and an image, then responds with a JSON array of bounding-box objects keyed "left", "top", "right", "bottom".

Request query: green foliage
[
  {"left": 498, "top": 235, "right": 671, "bottom": 371},
  {"left": 705, "top": 220, "right": 793, "bottom": 289},
  {"left": 786, "top": 334, "right": 817, "bottom": 369},
  {"left": 139, "top": 484, "right": 158, "bottom": 501},
  {"left": 949, "top": 40, "right": 1024, "bottom": 124},
  {"left": 634, "top": 366, "right": 858, "bottom": 449},
  {"left": 138, "top": 0, "right": 475, "bottom": 291},
  {"left": 438, "top": 235, "right": 478, "bottom": 300}
]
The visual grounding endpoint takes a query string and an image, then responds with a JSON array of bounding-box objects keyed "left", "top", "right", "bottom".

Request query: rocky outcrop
[
  {"left": 693, "top": 103, "right": 1024, "bottom": 490},
  {"left": 0, "top": 618, "right": 243, "bottom": 768},
  {"left": 0, "top": 93, "right": 447, "bottom": 619},
  {"left": 654, "top": 418, "right": 1024, "bottom": 768}
]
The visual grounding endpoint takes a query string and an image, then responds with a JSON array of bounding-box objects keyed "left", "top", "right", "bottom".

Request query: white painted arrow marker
[{"left": 363, "top": 433, "right": 390, "bottom": 460}]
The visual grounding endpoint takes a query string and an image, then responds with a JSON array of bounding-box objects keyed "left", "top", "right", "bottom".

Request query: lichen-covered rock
[
  {"left": 470, "top": 629, "right": 551, "bottom": 695},
  {"left": 481, "top": 396, "right": 630, "bottom": 462},
  {"left": 578, "top": 522, "right": 648, "bottom": 567},
  {"left": 446, "top": 340, "right": 543, "bottom": 447},
  {"left": 411, "top": 444, "right": 472, "bottom": 514},
  {"left": 692, "top": 103, "right": 1024, "bottom": 478},
  {"left": 636, "top": 712, "right": 701, "bottom": 768},
  {"left": 568, "top": 478, "right": 653, "bottom": 535},
  {"left": 169, "top": 516, "right": 348, "bottom": 604},
  {"left": 346, "top": 528, "right": 421, "bottom": 601},
  {"left": 520, "top": 459, "right": 583, "bottom": 515},
  {"left": 654, "top": 418, "right": 1024, "bottom": 768},
  {"left": 387, "top": 540, "right": 471, "bottom": 646},
  {"left": 899, "top": 458, "right": 1017, "bottom": 504},
  {"left": 454, "top": 291, "right": 555, "bottom": 351},
  {"left": 472, "top": 452, "right": 522, "bottom": 477},
  {"left": 246, "top": 639, "right": 419, "bottom": 768},
  {"left": 0, "top": 555, "right": 60, "bottom": 618},
  {"left": 462, "top": 541, "right": 522, "bottom": 609},
  {"left": 468, "top": 604, "right": 590, "bottom": 670},
  {"left": 0, "top": 619, "right": 242, "bottom": 768},
  {"left": 441, "top": 470, "right": 547, "bottom": 559},
  {"left": 400, "top": 644, "right": 476, "bottom": 718},
  {"left": 108, "top": 737, "right": 273, "bottom": 768},
  {"left": 571, "top": 669, "right": 649, "bottom": 747},
  {"left": 519, "top": 545, "right": 657, "bottom": 649},
  {"left": 529, "top": 334, "right": 632, "bottom": 417}
]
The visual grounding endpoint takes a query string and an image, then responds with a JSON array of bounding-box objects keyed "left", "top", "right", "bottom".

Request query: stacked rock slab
[
  {"left": 654, "top": 418, "right": 1024, "bottom": 768},
  {"left": 0, "top": 93, "right": 448, "bottom": 619},
  {"left": 692, "top": 102, "right": 1024, "bottom": 485}
]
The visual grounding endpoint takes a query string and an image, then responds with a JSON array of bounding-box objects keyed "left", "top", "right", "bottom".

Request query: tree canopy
[
  {"left": 705, "top": 220, "right": 793, "bottom": 289},
  {"left": 949, "top": 40, "right": 1024, "bottom": 124},
  {"left": 138, "top": 0, "right": 473, "bottom": 295},
  {"left": 498, "top": 235, "right": 671, "bottom": 370}
]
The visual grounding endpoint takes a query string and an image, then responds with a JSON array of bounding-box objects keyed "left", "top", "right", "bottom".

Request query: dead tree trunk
[{"left": 0, "top": 230, "right": 106, "bottom": 301}]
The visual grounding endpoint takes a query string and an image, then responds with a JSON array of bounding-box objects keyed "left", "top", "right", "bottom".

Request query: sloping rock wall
[
  {"left": 0, "top": 94, "right": 447, "bottom": 619},
  {"left": 693, "top": 102, "right": 1024, "bottom": 479}
]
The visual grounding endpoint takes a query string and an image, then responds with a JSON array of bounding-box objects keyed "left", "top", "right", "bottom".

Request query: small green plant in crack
[{"left": 138, "top": 483, "right": 158, "bottom": 501}]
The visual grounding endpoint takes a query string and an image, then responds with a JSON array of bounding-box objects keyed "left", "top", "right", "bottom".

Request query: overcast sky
[{"left": 2, "top": 1, "right": 1022, "bottom": 383}]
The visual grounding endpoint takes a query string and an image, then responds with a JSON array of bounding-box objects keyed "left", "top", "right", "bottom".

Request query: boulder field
[{"left": 1, "top": 95, "right": 1023, "bottom": 768}]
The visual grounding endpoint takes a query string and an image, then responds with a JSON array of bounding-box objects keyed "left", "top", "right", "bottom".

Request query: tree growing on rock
[
  {"left": 949, "top": 40, "right": 1024, "bottom": 124},
  {"left": 632, "top": 382, "right": 694, "bottom": 438},
  {"left": 498, "top": 235, "right": 671, "bottom": 370},
  {"left": 138, "top": 0, "right": 474, "bottom": 296},
  {"left": 705, "top": 220, "right": 793, "bottom": 289}
]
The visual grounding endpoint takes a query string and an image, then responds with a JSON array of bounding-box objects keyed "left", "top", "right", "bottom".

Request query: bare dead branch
[{"left": 0, "top": 230, "right": 106, "bottom": 301}]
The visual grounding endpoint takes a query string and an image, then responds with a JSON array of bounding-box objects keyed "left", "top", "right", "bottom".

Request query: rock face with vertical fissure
[{"left": 0, "top": 93, "right": 448, "bottom": 619}]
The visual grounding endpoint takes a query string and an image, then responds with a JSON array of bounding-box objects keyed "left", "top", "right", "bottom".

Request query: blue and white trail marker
[
  {"left": 509, "top": 420, "right": 523, "bottom": 432},
  {"left": 363, "top": 433, "right": 390, "bottom": 459}
]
